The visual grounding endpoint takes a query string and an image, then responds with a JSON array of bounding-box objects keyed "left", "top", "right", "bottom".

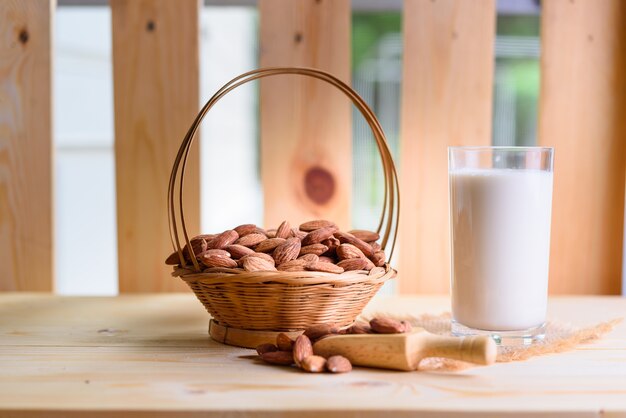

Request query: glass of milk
[{"left": 449, "top": 146, "right": 554, "bottom": 345}]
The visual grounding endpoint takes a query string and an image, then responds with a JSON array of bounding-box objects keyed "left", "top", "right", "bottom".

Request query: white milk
[{"left": 449, "top": 168, "right": 553, "bottom": 331}]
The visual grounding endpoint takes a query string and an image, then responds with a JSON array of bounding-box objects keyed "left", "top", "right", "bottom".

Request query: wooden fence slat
[
  {"left": 111, "top": 0, "right": 200, "bottom": 292},
  {"left": 539, "top": 0, "right": 626, "bottom": 294},
  {"left": 398, "top": 0, "right": 496, "bottom": 294},
  {"left": 0, "top": 0, "right": 54, "bottom": 291},
  {"left": 258, "top": 0, "right": 352, "bottom": 231}
]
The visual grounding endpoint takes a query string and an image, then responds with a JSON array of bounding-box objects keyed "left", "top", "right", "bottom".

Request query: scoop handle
[{"left": 420, "top": 334, "right": 497, "bottom": 365}]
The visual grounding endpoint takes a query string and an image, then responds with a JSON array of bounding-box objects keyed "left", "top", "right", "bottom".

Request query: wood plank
[
  {"left": 0, "top": 0, "right": 53, "bottom": 291},
  {"left": 398, "top": 0, "right": 496, "bottom": 294},
  {"left": 0, "top": 294, "right": 625, "bottom": 417},
  {"left": 538, "top": 0, "right": 626, "bottom": 295},
  {"left": 258, "top": 0, "right": 352, "bottom": 231},
  {"left": 111, "top": 0, "right": 200, "bottom": 292}
]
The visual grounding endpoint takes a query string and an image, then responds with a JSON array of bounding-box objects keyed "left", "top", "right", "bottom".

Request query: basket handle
[{"left": 168, "top": 67, "right": 400, "bottom": 272}]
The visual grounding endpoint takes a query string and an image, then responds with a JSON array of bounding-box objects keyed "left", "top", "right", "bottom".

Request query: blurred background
[
  {"left": 54, "top": 0, "right": 543, "bottom": 295},
  {"left": 3, "top": 0, "right": 624, "bottom": 297}
]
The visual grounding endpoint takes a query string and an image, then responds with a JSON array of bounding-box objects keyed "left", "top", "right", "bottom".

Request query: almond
[
  {"left": 265, "top": 229, "right": 277, "bottom": 238},
  {"left": 255, "top": 238, "right": 286, "bottom": 253},
  {"left": 370, "top": 317, "right": 406, "bottom": 334},
  {"left": 299, "top": 243, "right": 329, "bottom": 257},
  {"left": 401, "top": 320, "right": 413, "bottom": 333},
  {"left": 370, "top": 242, "right": 382, "bottom": 252},
  {"left": 347, "top": 323, "right": 371, "bottom": 334},
  {"left": 194, "top": 233, "right": 217, "bottom": 241},
  {"left": 348, "top": 229, "right": 380, "bottom": 242},
  {"left": 323, "top": 236, "right": 340, "bottom": 248},
  {"left": 182, "top": 237, "right": 208, "bottom": 261},
  {"left": 200, "top": 253, "right": 237, "bottom": 268},
  {"left": 291, "top": 228, "right": 307, "bottom": 239},
  {"left": 276, "top": 333, "right": 294, "bottom": 351},
  {"left": 207, "top": 230, "right": 239, "bottom": 250},
  {"left": 319, "top": 256, "right": 335, "bottom": 263},
  {"left": 277, "top": 259, "right": 308, "bottom": 272},
  {"left": 261, "top": 351, "right": 294, "bottom": 366},
  {"left": 273, "top": 238, "right": 301, "bottom": 265},
  {"left": 235, "top": 233, "right": 266, "bottom": 247},
  {"left": 299, "top": 220, "right": 337, "bottom": 232},
  {"left": 363, "top": 257, "right": 376, "bottom": 270},
  {"left": 242, "top": 252, "right": 275, "bottom": 265},
  {"left": 326, "top": 355, "right": 352, "bottom": 373},
  {"left": 165, "top": 251, "right": 182, "bottom": 265},
  {"left": 276, "top": 221, "right": 291, "bottom": 239},
  {"left": 234, "top": 224, "right": 257, "bottom": 236},
  {"left": 224, "top": 244, "right": 255, "bottom": 259},
  {"left": 298, "top": 253, "right": 319, "bottom": 263},
  {"left": 304, "top": 323, "right": 339, "bottom": 341},
  {"left": 336, "top": 243, "right": 366, "bottom": 260},
  {"left": 337, "top": 258, "right": 369, "bottom": 271},
  {"left": 334, "top": 231, "right": 373, "bottom": 258},
  {"left": 293, "top": 335, "right": 313, "bottom": 367},
  {"left": 306, "top": 262, "right": 344, "bottom": 274},
  {"left": 321, "top": 237, "right": 340, "bottom": 257},
  {"left": 302, "top": 226, "right": 338, "bottom": 246},
  {"left": 198, "top": 249, "right": 230, "bottom": 258},
  {"left": 371, "top": 250, "right": 386, "bottom": 267},
  {"left": 301, "top": 355, "right": 326, "bottom": 373},
  {"left": 242, "top": 256, "right": 277, "bottom": 272},
  {"left": 256, "top": 343, "right": 278, "bottom": 355}
]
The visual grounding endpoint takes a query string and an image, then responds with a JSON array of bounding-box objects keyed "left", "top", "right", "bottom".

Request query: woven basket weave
[{"left": 168, "top": 67, "right": 399, "bottom": 332}]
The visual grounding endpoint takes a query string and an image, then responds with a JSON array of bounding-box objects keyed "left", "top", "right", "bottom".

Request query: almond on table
[
  {"left": 370, "top": 317, "right": 407, "bottom": 334},
  {"left": 276, "top": 333, "right": 294, "bottom": 351},
  {"left": 301, "top": 355, "right": 326, "bottom": 373},
  {"left": 293, "top": 335, "right": 314, "bottom": 367},
  {"left": 256, "top": 343, "right": 278, "bottom": 356},
  {"left": 261, "top": 351, "right": 295, "bottom": 366},
  {"left": 326, "top": 355, "right": 352, "bottom": 373}
]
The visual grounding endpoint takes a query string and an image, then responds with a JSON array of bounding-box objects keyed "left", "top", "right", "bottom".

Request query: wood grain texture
[
  {"left": 398, "top": 0, "right": 495, "bottom": 294},
  {"left": 0, "top": 0, "right": 53, "bottom": 291},
  {"left": 0, "top": 293, "right": 625, "bottom": 417},
  {"left": 258, "top": 0, "right": 352, "bottom": 231},
  {"left": 538, "top": 0, "right": 626, "bottom": 295},
  {"left": 111, "top": 0, "right": 200, "bottom": 292}
]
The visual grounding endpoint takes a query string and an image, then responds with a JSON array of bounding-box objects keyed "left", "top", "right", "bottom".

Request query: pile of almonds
[
  {"left": 256, "top": 316, "right": 411, "bottom": 373},
  {"left": 166, "top": 220, "right": 386, "bottom": 274}
]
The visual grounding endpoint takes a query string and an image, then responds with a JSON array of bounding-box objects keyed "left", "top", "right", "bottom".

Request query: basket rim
[
  {"left": 169, "top": 67, "right": 400, "bottom": 273},
  {"left": 174, "top": 264, "right": 396, "bottom": 287}
]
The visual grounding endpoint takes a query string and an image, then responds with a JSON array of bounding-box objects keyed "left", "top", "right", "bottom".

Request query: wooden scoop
[{"left": 313, "top": 328, "right": 497, "bottom": 371}]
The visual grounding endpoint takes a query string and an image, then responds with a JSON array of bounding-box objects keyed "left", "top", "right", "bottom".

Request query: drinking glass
[{"left": 448, "top": 146, "right": 554, "bottom": 345}]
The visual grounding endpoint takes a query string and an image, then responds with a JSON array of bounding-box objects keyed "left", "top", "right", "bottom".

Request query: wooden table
[{"left": 1, "top": 293, "right": 625, "bottom": 417}]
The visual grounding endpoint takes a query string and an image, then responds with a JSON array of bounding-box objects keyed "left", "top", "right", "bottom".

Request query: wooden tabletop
[{"left": 1, "top": 293, "right": 625, "bottom": 417}]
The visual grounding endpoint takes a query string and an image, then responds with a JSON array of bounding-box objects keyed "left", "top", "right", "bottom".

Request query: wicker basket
[{"left": 168, "top": 67, "right": 399, "bottom": 341}]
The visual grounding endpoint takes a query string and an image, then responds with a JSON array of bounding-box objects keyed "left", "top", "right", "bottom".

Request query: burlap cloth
[{"left": 367, "top": 312, "right": 622, "bottom": 371}]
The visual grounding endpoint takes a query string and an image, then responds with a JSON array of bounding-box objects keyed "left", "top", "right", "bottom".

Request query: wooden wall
[
  {"left": 538, "top": 0, "right": 626, "bottom": 294},
  {"left": 0, "top": 0, "right": 54, "bottom": 291},
  {"left": 1, "top": 0, "right": 624, "bottom": 295},
  {"left": 258, "top": 0, "right": 352, "bottom": 231},
  {"left": 398, "top": 0, "right": 496, "bottom": 294},
  {"left": 111, "top": 0, "right": 200, "bottom": 292}
]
